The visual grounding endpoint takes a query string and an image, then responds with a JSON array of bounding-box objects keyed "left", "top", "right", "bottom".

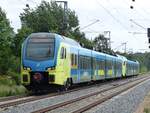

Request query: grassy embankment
[
  {"left": 143, "top": 92, "right": 150, "bottom": 113},
  {"left": 0, "top": 74, "right": 27, "bottom": 97}
]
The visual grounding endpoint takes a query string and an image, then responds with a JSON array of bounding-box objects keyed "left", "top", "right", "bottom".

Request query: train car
[
  {"left": 21, "top": 33, "right": 77, "bottom": 90},
  {"left": 78, "top": 48, "right": 92, "bottom": 83},
  {"left": 105, "top": 54, "right": 121, "bottom": 79},
  {"left": 91, "top": 51, "right": 106, "bottom": 81},
  {"left": 126, "top": 60, "right": 139, "bottom": 76},
  {"left": 21, "top": 32, "right": 140, "bottom": 91}
]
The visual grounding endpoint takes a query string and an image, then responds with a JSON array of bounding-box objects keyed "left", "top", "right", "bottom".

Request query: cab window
[{"left": 60, "top": 47, "right": 66, "bottom": 59}]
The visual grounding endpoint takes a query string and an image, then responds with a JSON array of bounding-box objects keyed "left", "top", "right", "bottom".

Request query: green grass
[
  {"left": 0, "top": 75, "right": 27, "bottom": 97},
  {"left": 144, "top": 108, "right": 150, "bottom": 113}
]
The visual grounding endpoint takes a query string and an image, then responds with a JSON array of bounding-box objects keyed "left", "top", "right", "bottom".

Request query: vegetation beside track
[
  {"left": 0, "top": 76, "right": 27, "bottom": 97},
  {"left": 143, "top": 92, "right": 150, "bottom": 113}
]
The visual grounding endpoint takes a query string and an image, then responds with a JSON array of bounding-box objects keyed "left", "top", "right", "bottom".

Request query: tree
[
  {"left": 69, "top": 28, "right": 94, "bottom": 49},
  {"left": 0, "top": 7, "right": 14, "bottom": 74},
  {"left": 0, "top": 8, "right": 14, "bottom": 48},
  {"left": 13, "top": 26, "right": 32, "bottom": 57},
  {"left": 19, "top": 1, "right": 93, "bottom": 49},
  {"left": 20, "top": 1, "right": 79, "bottom": 35},
  {"left": 93, "top": 34, "right": 112, "bottom": 53}
]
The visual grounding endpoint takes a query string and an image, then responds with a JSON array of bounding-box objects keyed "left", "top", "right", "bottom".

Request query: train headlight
[
  {"left": 23, "top": 67, "right": 27, "bottom": 70},
  {"left": 46, "top": 66, "right": 55, "bottom": 70},
  {"left": 27, "top": 67, "right": 31, "bottom": 71},
  {"left": 23, "top": 67, "right": 31, "bottom": 71}
]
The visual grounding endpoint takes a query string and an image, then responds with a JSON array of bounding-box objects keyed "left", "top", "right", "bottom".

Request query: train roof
[
  {"left": 116, "top": 54, "right": 128, "bottom": 61},
  {"left": 92, "top": 50, "right": 106, "bottom": 59},
  {"left": 27, "top": 33, "right": 138, "bottom": 64},
  {"left": 56, "top": 34, "right": 81, "bottom": 48},
  {"left": 27, "top": 32, "right": 81, "bottom": 48},
  {"left": 127, "top": 59, "right": 139, "bottom": 64}
]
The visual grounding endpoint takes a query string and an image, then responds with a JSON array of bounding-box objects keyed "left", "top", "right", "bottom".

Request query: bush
[
  {"left": 7, "top": 70, "right": 20, "bottom": 85},
  {"left": 0, "top": 76, "right": 27, "bottom": 97},
  {"left": 0, "top": 85, "right": 27, "bottom": 97},
  {"left": 144, "top": 108, "right": 150, "bottom": 113}
]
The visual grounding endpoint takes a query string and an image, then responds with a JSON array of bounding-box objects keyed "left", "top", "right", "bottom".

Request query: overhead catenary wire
[
  {"left": 130, "top": 19, "right": 146, "bottom": 30},
  {"left": 114, "top": 41, "right": 128, "bottom": 51},
  {"left": 80, "top": 19, "right": 100, "bottom": 30},
  {"left": 95, "top": 0, "right": 129, "bottom": 31},
  {"left": 105, "top": 0, "right": 128, "bottom": 22}
]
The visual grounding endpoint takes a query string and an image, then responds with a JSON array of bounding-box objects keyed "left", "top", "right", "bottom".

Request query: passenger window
[
  {"left": 60, "top": 47, "right": 67, "bottom": 59},
  {"left": 71, "top": 54, "right": 78, "bottom": 66},
  {"left": 71, "top": 54, "right": 74, "bottom": 65},
  {"left": 60, "top": 47, "right": 64, "bottom": 59},
  {"left": 75, "top": 55, "right": 77, "bottom": 65},
  {"left": 64, "top": 48, "right": 67, "bottom": 59}
]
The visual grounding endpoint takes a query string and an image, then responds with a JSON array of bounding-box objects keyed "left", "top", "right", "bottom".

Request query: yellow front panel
[{"left": 48, "top": 42, "right": 71, "bottom": 85}]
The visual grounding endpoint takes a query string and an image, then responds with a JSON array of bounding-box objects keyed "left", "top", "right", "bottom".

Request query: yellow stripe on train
[
  {"left": 108, "top": 70, "right": 113, "bottom": 75},
  {"left": 98, "top": 70, "right": 105, "bottom": 76}
]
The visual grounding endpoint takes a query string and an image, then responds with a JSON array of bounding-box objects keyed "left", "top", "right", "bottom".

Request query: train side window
[
  {"left": 60, "top": 47, "right": 64, "bottom": 59},
  {"left": 71, "top": 54, "right": 74, "bottom": 65},
  {"left": 71, "top": 54, "right": 77, "bottom": 66},
  {"left": 64, "top": 48, "right": 67, "bottom": 58},
  {"left": 75, "top": 54, "right": 77, "bottom": 65}
]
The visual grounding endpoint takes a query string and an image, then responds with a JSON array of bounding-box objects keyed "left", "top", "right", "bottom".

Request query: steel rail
[{"left": 0, "top": 95, "right": 27, "bottom": 102}]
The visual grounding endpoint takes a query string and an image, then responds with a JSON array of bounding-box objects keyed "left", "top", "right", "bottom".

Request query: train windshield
[{"left": 26, "top": 35, "right": 55, "bottom": 60}]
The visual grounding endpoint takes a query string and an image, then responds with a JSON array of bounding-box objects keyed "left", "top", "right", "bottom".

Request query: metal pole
[
  {"left": 55, "top": 1, "right": 68, "bottom": 35},
  {"left": 104, "top": 31, "right": 111, "bottom": 49},
  {"left": 122, "top": 42, "right": 127, "bottom": 53}
]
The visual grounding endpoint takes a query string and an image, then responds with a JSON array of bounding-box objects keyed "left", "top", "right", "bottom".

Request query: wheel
[
  {"left": 64, "top": 79, "right": 72, "bottom": 91},
  {"left": 57, "top": 78, "right": 72, "bottom": 92}
]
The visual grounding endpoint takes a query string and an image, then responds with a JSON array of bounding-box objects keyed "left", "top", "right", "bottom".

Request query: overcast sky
[{"left": 1, "top": 0, "right": 150, "bottom": 53}]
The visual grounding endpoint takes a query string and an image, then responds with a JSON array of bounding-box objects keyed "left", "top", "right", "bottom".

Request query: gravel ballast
[{"left": 85, "top": 78, "right": 150, "bottom": 113}]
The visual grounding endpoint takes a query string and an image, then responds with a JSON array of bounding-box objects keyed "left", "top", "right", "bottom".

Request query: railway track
[
  {"left": 0, "top": 95, "right": 27, "bottom": 103},
  {"left": 32, "top": 75, "right": 150, "bottom": 113},
  {"left": 0, "top": 75, "right": 148, "bottom": 111},
  {"left": 0, "top": 78, "right": 120, "bottom": 108},
  {"left": 0, "top": 76, "right": 135, "bottom": 109},
  {"left": 0, "top": 76, "right": 129, "bottom": 103},
  {"left": 0, "top": 80, "right": 107, "bottom": 108}
]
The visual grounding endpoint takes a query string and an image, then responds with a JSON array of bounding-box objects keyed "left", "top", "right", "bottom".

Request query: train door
[
  {"left": 77, "top": 50, "right": 80, "bottom": 83},
  {"left": 57, "top": 45, "right": 70, "bottom": 85},
  {"left": 112, "top": 58, "right": 115, "bottom": 78},
  {"left": 60, "top": 47, "right": 66, "bottom": 73},
  {"left": 96, "top": 59, "right": 99, "bottom": 80},
  {"left": 92, "top": 57, "right": 97, "bottom": 81},
  {"left": 114, "top": 59, "right": 117, "bottom": 77},
  {"left": 70, "top": 50, "right": 78, "bottom": 83}
]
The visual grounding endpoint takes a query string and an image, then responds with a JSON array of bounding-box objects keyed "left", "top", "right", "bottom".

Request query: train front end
[{"left": 21, "top": 33, "right": 58, "bottom": 90}]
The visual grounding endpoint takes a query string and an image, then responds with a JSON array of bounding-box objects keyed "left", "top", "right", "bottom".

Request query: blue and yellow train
[{"left": 21, "top": 33, "right": 139, "bottom": 90}]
